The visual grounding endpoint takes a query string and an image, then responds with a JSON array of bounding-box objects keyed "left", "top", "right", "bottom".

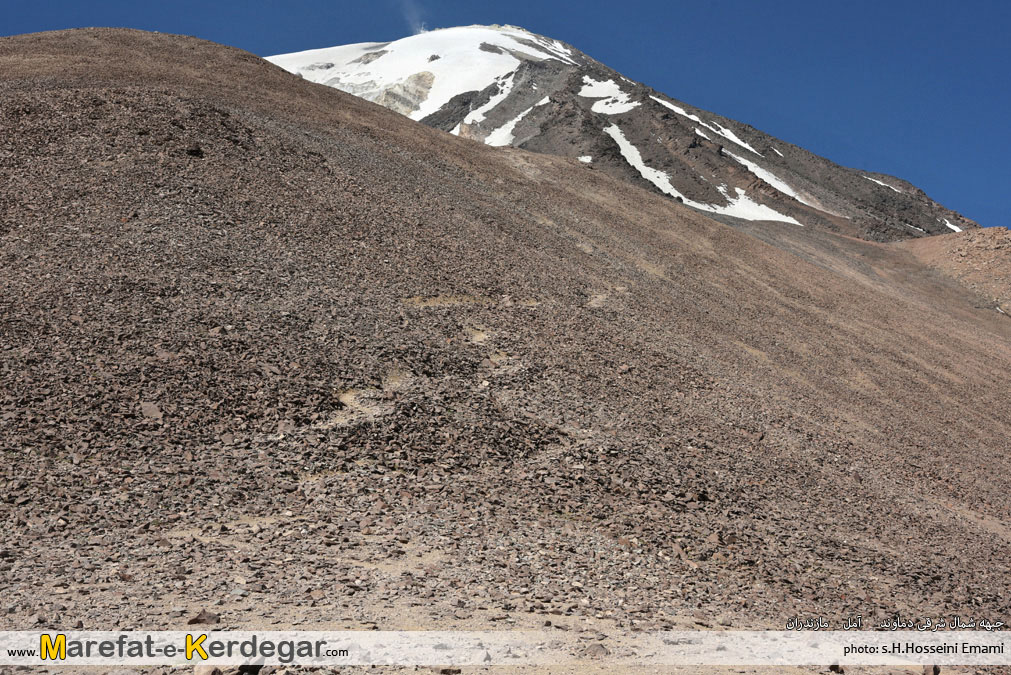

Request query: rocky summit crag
[{"left": 269, "top": 24, "right": 979, "bottom": 242}]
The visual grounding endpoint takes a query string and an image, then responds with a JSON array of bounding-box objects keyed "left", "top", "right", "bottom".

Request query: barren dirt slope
[{"left": 2, "top": 28, "right": 1011, "bottom": 658}]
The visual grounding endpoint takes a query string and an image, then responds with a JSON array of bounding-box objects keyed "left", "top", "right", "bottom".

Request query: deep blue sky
[{"left": 6, "top": 0, "right": 1008, "bottom": 228}]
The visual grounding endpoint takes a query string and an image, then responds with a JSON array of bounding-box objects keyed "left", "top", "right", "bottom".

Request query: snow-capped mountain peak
[
  {"left": 267, "top": 25, "right": 576, "bottom": 121},
  {"left": 268, "top": 25, "right": 977, "bottom": 240}
]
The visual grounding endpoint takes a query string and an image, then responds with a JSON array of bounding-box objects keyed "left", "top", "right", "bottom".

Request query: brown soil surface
[{"left": 2, "top": 28, "right": 1010, "bottom": 674}]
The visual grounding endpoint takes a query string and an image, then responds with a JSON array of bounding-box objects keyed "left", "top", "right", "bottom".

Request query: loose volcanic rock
[{"left": 0, "top": 29, "right": 1009, "bottom": 675}]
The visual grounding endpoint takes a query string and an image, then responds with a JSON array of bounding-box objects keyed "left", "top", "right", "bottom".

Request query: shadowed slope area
[{"left": 2, "top": 29, "right": 1010, "bottom": 647}]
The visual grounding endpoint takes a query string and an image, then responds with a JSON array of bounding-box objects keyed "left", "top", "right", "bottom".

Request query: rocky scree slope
[
  {"left": 269, "top": 24, "right": 979, "bottom": 242},
  {"left": 2, "top": 29, "right": 1011, "bottom": 647},
  {"left": 901, "top": 226, "right": 1011, "bottom": 313}
]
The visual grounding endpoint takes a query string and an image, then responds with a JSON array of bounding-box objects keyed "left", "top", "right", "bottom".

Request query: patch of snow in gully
[
  {"left": 942, "top": 218, "right": 963, "bottom": 233},
  {"left": 579, "top": 76, "right": 640, "bottom": 114},
  {"left": 716, "top": 186, "right": 802, "bottom": 225},
  {"left": 604, "top": 124, "right": 681, "bottom": 196},
  {"left": 578, "top": 156, "right": 593, "bottom": 163},
  {"left": 604, "top": 124, "right": 800, "bottom": 225},
  {"left": 463, "top": 72, "right": 516, "bottom": 125},
  {"left": 484, "top": 97, "right": 550, "bottom": 147}
]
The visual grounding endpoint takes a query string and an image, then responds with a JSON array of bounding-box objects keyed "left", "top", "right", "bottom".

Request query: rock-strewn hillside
[
  {"left": 269, "top": 24, "right": 979, "bottom": 241},
  {"left": 2, "top": 29, "right": 1010, "bottom": 662},
  {"left": 902, "top": 226, "right": 1011, "bottom": 311}
]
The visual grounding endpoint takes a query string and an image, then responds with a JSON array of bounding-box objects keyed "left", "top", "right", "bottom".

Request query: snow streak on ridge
[
  {"left": 725, "top": 150, "right": 818, "bottom": 208},
  {"left": 650, "top": 96, "right": 762, "bottom": 156}
]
